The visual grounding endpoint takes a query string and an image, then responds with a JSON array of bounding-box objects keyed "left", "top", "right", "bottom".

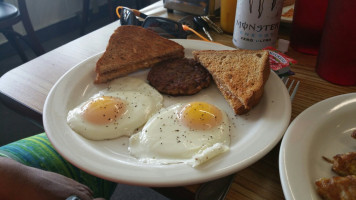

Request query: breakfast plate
[
  {"left": 279, "top": 93, "right": 356, "bottom": 199},
  {"left": 44, "top": 39, "right": 291, "bottom": 187}
]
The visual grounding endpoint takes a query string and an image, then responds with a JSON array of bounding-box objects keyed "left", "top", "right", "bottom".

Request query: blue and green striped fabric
[{"left": 0, "top": 133, "right": 116, "bottom": 199}]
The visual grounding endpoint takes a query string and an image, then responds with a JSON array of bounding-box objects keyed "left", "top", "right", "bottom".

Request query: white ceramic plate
[
  {"left": 279, "top": 93, "right": 356, "bottom": 199},
  {"left": 44, "top": 39, "right": 291, "bottom": 187}
]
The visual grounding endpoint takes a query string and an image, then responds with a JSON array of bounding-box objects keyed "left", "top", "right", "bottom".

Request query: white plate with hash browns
[{"left": 280, "top": 93, "right": 356, "bottom": 199}]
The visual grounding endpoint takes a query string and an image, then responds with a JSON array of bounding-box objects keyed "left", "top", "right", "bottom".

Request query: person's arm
[{"left": 0, "top": 157, "right": 103, "bottom": 200}]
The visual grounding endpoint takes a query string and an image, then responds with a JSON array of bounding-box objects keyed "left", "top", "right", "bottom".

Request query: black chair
[
  {"left": 0, "top": 0, "right": 45, "bottom": 62},
  {"left": 80, "top": 0, "right": 115, "bottom": 35},
  {"left": 80, "top": 0, "right": 155, "bottom": 35}
]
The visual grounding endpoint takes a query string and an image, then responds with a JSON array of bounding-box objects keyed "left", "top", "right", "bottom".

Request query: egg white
[
  {"left": 129, "top": 103, "right": 231, "bottom": 167},
  {"left": 67, "top": 77, "right": 163, "bottom": 140}
]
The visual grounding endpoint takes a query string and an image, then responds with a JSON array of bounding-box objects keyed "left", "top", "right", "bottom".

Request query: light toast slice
[
  {"left": 193, "top": 50, "right": 270, "bottom": 115},
  {"left": 95, "top": 25, "right": 184, "bottom": 83}
]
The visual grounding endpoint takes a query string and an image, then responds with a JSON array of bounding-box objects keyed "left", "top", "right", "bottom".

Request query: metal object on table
[
  {"left": 195, "top": 78, "right": 300, "bottom": 200},
  {"left": 195, "top": 174, "right": 236, "bottom": 200},
  {"left": 201, "top": 16, "right": 223, "bottom": 34},
  {"left": 163, "top": 0, "right": 219, "bottom": 16},
  {"left": 281, "top": 77, "right": 300, "bottom": 101},
  {"left": 193, "top": 16, "right": 213, "bottom": 41}
]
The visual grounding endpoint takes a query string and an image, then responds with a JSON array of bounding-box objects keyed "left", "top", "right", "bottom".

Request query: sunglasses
[{"left": 116, "top": 6, "right": 210, "bottom": 41}]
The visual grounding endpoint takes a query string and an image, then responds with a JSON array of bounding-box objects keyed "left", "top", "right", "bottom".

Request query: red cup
[
  {"left": 316, "top": 0, "right": 356, "bottom": 86},
  {"left": 290, "top": 0, "right": 328, "bottom": 55}
]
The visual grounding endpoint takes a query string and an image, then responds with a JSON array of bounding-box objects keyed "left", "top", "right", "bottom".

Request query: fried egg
[
  {"left": 67, "top": 77, "right": 163, "bottom": 140},
  {"left": 129, "top": 101, "right": 231, "bottom": 167}
]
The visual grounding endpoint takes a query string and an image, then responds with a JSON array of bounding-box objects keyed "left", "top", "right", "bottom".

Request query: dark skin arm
[{"left": 0, "top": 157, "right": 104, "bottom": 200}]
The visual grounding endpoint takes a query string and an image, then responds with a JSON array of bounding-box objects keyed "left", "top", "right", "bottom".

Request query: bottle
[
  {"left": 220, "top": 0, "right": 238, "bottom": 34},
  {"left": 232, "top": 0, "right": 284, "bottom": 50},
  {"left": 316, "top": 0, "right": 356, "bottom": 85},
  {"left": 290, "top": 0, "right": 328, "bottom": 55}
]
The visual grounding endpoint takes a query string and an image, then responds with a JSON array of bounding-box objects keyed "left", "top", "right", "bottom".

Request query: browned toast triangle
[
  {"left": 95, "top": 25, "right": 184, "bottom": 83},
  {"left": 193, "top": 50, "right": 270, "bottom": 115}
]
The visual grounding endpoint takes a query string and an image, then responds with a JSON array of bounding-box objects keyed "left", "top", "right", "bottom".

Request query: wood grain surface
[{"left": 0, "top": 1, "right": 355, "bottom": 199}]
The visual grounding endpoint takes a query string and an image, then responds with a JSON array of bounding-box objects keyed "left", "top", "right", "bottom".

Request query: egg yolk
[
  {"left": 83, "top": 96, "right": 126, "bottom": 125},
  {"left": 179, "top": 102, "right": 223, "bottom": 130}
]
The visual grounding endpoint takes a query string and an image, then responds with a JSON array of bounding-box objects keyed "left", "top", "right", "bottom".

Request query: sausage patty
[{"left": 147, "top": 58, "right": 212, "bottom": 95}]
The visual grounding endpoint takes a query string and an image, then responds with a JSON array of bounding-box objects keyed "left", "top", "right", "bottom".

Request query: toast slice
[
  {"left": 193, "top": 50, "right": 270, "bottom": 115},
  {"left": 95, "top": 25, "right": 184, "bottom": 83}
]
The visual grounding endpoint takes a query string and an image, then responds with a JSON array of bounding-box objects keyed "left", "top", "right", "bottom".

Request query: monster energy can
[{"left": 232, "top": 0, "right": 283, "bottom": 50}]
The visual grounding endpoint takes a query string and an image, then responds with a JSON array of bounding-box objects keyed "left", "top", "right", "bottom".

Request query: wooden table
[{"left": 1, "top": 1, "right": 355, "bottom": 200}]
